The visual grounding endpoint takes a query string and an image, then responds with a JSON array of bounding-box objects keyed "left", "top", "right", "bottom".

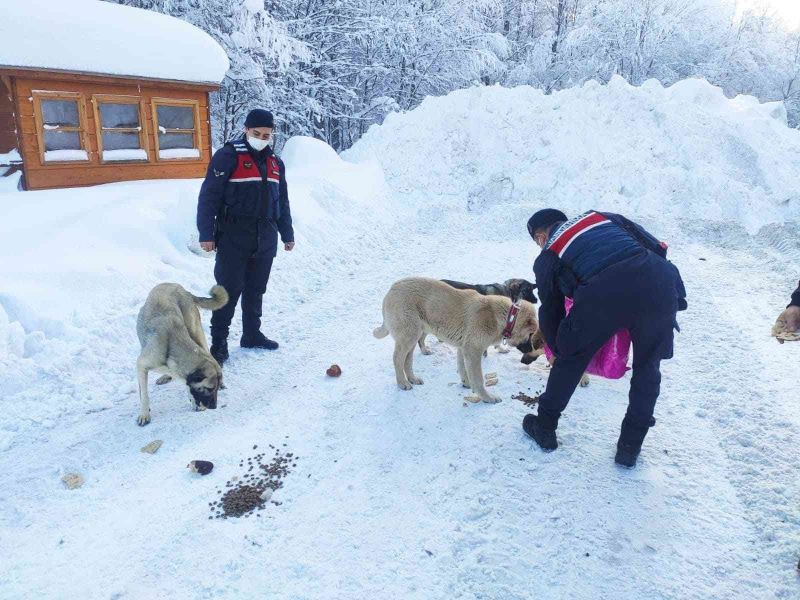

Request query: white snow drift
[{"left": 346, "top": 76, "right": 800, "bottom": 234}]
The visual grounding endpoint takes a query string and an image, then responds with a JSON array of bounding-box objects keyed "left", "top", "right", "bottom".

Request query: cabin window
[
  {"left": 152, "top": 99, "right": 201, "bottom": 160},
  {"left": 33, "top": 92, "right": 88, "bottom": 163},
  {"left": 93, "top": 95, "right": 147, "bottom": 162}
]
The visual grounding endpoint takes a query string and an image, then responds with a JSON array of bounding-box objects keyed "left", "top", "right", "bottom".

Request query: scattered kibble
[
  {"left": 212, "top": 445, "right": 298, "bottom": 519},
  {"left": 512, "top": 391, "right": 541, "bottom": 408}
]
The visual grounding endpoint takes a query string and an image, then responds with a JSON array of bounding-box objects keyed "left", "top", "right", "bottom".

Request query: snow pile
[
  {"left": 0, "top": 137, "right": 389, "bottom": 449},
  {"left": 0, "top": 0, "right": 229, "bottom": 84},
  {"left": 346, "top": 76, "right": 800, "bottom": 233}
]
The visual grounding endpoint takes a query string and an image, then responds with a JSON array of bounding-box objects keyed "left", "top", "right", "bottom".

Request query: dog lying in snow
[
  {"left": 135, "top": 283, "right": 228, "bottom": 426},
  {"left": 373, "top": 277, "right": 539, "bottom": 403},
  {"left": 417, "top": 278, "right": 538, "bottom": 356}
]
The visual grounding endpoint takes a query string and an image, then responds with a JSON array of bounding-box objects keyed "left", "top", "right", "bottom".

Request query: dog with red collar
[{"left": 374, "top": 277, "right": 539, "bottom": 403}]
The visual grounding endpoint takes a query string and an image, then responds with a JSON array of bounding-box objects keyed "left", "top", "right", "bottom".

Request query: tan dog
[
  {"left": 136, "top": 283, "right": 228, "bottom": 426},
  {"left": 373, "top": 277, "right": 539, "bottom": 403}
]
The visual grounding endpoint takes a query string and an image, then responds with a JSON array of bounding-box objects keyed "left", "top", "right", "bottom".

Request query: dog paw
[
  {"left": 420, "top": 347, "right": 432, "bottom": 356},
  {"left": 155, "top": 375, "right": 172, "bottom": 385},
  {"left": 137, "top": 413, "right": 151, "bottom": 426},
  {"left": 409, "top": 376, "right": 424, "bottom": 385},
  {"left": 496, "top": 345, "right": 510, "bottom": 354},
  {"left": 195, "top": 404, "right": 207, "bottom": 412},
  {"left": 398, "top": 382, "right": 413, "bottom": 391},
  {"left": 579, "top": 375, "right": 590, "bottom": 388},
  {"left": 461, "top": 381, "right": 471, "bottom": 388},
  {"left": 481, "top": 394, "right": 502, "bottom": 404}
]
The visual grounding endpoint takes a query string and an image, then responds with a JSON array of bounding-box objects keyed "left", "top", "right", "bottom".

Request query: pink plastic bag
[{"left": 543, "top": 298, "right": 631, "bottom": 379}]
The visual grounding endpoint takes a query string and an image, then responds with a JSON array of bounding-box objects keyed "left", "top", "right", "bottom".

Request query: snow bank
[
  {"left": 0, "top": 0, "right": 229, "bottom": 84},
  {"left": 0, "top": 137, "right": 389, "bottom": 446},
  {"left": 345, "top": 76, "right": 800, "bottom": 233}
]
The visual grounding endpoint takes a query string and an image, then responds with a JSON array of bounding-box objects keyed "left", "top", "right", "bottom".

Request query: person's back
[{"left": 544, "top": 211, "right": 644, "bottom": 283}]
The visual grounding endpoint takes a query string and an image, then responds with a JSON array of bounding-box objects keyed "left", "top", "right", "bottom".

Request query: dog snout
[
  {"left": 207, "top": 388, "right": 218, "bottom": 409},
  {"left": 516, "top": 334, "right": 534, "bottom": 354},
  {"left": 190, "top": 387, "right": 218, "bottom": 410}
]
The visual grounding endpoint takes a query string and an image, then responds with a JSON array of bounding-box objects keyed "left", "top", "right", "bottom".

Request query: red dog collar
[{"left": 502, "top": 301, "right": 521, "bottom": 341}]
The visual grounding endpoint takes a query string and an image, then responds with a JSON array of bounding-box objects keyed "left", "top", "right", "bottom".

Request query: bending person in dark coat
[{"left": 522, "top": 209, "right": 686, "bottom": 468}]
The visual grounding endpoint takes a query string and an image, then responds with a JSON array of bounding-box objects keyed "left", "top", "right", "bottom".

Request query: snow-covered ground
[{"left": 1, "top": 78, "right": 800, "bottom": 599}]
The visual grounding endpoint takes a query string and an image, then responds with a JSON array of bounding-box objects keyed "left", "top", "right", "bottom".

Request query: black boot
[
  {"left": 614, "top": 442, "right": 641, "bottom": 468},
  {"left": 210, "top": 338, "right": 229, "bottom": 366},
  {"left": 522, "top": 414, "right": 558, "bottom": 451},
  {"left": 240, "top": 331, "right": 279, "bottom": 350},
  {"left": 614, "top": 416, "right": 655, "bottom": 468}
]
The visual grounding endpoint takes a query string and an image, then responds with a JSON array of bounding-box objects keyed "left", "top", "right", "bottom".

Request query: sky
[{"left": 735, "top": 0, "right": 800, "bottom": 30}]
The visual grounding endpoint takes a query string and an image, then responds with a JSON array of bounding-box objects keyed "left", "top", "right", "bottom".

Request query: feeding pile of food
[{"left": 209, "top": 444, "right": 298, "bottom": 519}]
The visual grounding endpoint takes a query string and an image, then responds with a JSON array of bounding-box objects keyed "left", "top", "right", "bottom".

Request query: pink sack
[{"left": 543, "top": 298, "right": 631, "bottom": 379}]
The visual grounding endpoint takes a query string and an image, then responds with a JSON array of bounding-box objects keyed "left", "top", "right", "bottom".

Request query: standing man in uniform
[
  {"left": 522, "top": 209, "right": 686, "bottom": 467},
  {"left": 197, "top": 108, "right": 294, "bottom": 365}
]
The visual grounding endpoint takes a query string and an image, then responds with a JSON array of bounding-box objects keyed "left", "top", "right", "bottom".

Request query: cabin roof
[{"left": 0, "top": 0, "right": 229, "bottom": 85}]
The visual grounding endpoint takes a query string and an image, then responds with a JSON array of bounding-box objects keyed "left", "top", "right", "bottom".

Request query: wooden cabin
[{"left": 0, "top": 0, "right": 229, "bottom": 191}]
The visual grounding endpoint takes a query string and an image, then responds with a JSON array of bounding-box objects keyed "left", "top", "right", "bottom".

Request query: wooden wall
[
  {"left": 5, "top": 70, "right": 215, "bottom": 190},
  {"left": 0, "top": 77, "right": 18, "bottom": 154}
]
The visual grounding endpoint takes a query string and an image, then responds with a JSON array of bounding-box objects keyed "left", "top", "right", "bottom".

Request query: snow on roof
[{"left": 0, "top": 0, "right": 229, "bottom": 84}]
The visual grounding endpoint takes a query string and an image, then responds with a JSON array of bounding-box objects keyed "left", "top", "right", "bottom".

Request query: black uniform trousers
[
  {"left": 210, "top": 220, "right": 276, "bottom": 341},
  {"left": 537, "top": 251, "right": 680, "bottom": 446}
]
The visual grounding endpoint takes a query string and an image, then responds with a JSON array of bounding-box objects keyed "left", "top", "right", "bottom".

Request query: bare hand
[
  {"left": 200, "top": 241, "right": 216, "bottom": 252},
  {"left": 772, "top": 305, "right": 800, "bottom": 343},
  {"left": 285, "top": 242, "right": 295, "bottom": 251}
]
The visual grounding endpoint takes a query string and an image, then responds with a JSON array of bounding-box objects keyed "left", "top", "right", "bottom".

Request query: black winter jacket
[{"left": 197, "top": 137, "right": 293, "bottom": 244}]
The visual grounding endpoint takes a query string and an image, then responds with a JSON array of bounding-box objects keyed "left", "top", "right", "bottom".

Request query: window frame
[
  {"left": 32, "top": 90, "right": 90, "bottom": 165},
  {"left": 91, "top": 94, "right": 149, "bottom": 164},
  {"left": 151, "top": 97, "right": 202, "bottom": 162}
]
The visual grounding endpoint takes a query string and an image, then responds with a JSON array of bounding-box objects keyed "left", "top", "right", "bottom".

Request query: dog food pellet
[
  {"left": 188, "top": 460, "right": 214, "bottom": 475},
  {"left": 140, "top": 440, "right": 163, "bottom": 454},
  {"left": 326, "top": 364, "right": 342, "bottom": 377},
  {"left": 61, "top": 473, "right": 84, "bottom": 490}
]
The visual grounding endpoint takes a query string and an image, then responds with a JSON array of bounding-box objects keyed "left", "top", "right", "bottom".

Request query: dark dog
[{"left": 439, "top": 278, "right": 538, "bottom": 305}]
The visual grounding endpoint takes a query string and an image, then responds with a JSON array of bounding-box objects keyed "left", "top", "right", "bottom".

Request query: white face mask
[{"left": 247, "top": 135, "right": 270, "bottom": 151}]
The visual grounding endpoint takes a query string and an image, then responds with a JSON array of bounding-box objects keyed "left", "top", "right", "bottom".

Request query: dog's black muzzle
[
  {"left": 516, "top": 335, "right": 534, "bottom": 355},
  {"left": 190, "top": 387, "right": 218, "bottom": 410}
]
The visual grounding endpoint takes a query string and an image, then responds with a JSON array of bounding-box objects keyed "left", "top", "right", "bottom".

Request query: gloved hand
[{"left": 772, "top": 305, "right": 800, "bottom": 343}]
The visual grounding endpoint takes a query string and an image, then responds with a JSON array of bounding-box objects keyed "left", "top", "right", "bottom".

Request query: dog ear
[{"left": 186, "top": 369, "right": 205, "bottom": 385}]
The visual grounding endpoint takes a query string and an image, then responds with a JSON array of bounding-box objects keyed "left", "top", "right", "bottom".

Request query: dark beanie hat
[
  {"left": 244, "top": 109, "right": 274, "bottom": 128},
  {"left": 527, "top": 209, "right": 568, "bottom": 239}
]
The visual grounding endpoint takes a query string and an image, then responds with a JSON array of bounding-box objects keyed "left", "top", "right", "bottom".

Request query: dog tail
[
  {"left": 193, "top": 285, "right": 229, "bottom": 311},
  {"left": 373, "top": 323, "right": 389, "bottom": 339}
]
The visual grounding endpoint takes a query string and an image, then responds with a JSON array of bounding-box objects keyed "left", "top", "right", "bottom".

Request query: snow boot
[
  {"left": 240, "top": 331, "right": 279, "bottom": 350},
  {"left": 614, "top": 442, "right": 641, "bottom": 468},
  {"left": 614, "top": 416, "right": 656, "bottom": 468},
  {"left": 522, "top": 414, "right": 558, "bottom": 451},
  {"left": 210, "top": 338, "right": 229, "bottom": 366}
]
